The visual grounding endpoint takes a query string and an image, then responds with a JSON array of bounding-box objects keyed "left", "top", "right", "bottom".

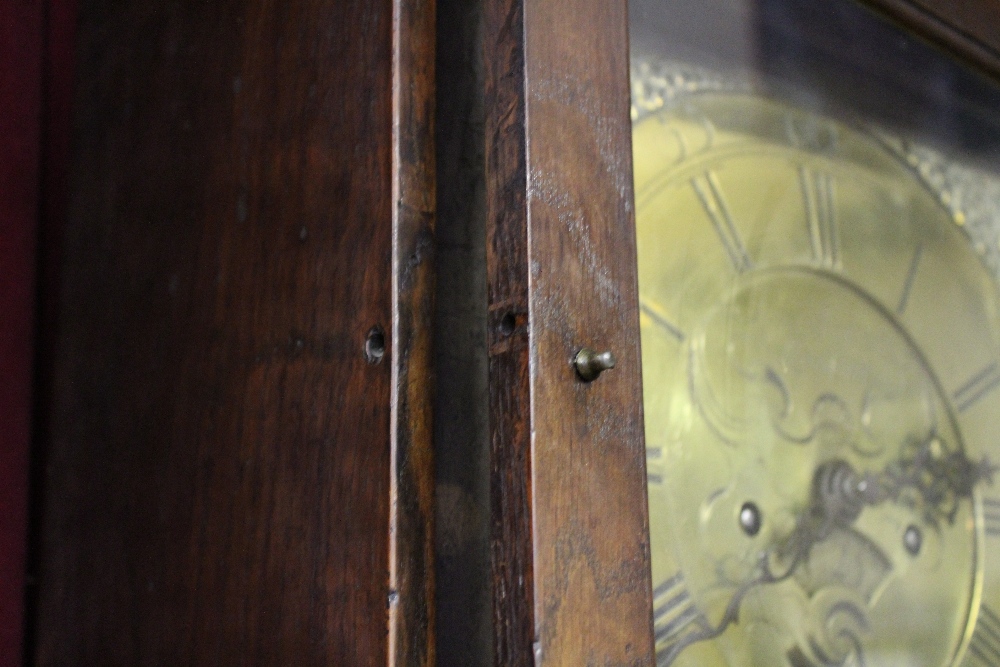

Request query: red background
[{"left": 0, "top": 0, "right": 74, "bottom": 663}]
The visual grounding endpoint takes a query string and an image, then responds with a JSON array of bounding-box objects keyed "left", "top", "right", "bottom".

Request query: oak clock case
[{"left": 633, "top": 64, "right": 1000, "bottom": 666}]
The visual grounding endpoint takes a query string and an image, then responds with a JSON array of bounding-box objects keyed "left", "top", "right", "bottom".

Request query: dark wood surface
[
  {"left": 24, "top": 0, "right": 79, "bottom": 658},
  {"left": 861, "top": 0, "right": 1000, "bottom": 78},
  {"left": 484, "top": 0, "right": 655, "bottom": 662},
  {"left": 389, "top": 0, "right": 437, "bottom": 663},
  {"left": 31, "top": 0, "right": 434, "bottom": 664},
  {"left": 433, "top": 0, "right": 493, "bottom": 663},
  {"left": 484, "top": 0, "right": 533, "bottom": 660}
]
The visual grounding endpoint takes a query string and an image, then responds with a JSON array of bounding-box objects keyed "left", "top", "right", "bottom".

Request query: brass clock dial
[{"left": 635, "top": 87, "right": 1000, "bottom": 666}]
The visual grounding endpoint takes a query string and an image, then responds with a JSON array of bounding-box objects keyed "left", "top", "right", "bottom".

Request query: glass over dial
[{"left": 637, "top": 91, "right": 1000, "bottom": 667}]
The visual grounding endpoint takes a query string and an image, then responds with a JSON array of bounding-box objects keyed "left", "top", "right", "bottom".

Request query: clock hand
[
  {"left": 808, "top": 434, "right": 996, "bottom": 531},
  {"left": 777, "top": 433, "right": 995, "bottom": 577},
  {"left": 660, "top": 473, "right": 834, "bottom": 664},
  {"left": 662, "top": 435, "right": 994, "bottom": 666}
]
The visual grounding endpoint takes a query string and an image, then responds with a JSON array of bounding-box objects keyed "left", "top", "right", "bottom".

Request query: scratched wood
[
  {"left": 484, "top": 0, "right": 533, "bottom": 660},
  {"left": 30, "top": 0, "right": 435, "bottom": 664},
  {"left": 484, "top": 0, "right": 655, "bottom": 663}
]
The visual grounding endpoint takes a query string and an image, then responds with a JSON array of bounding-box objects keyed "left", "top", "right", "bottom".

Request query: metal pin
[{"left": 574, "top": 348, "right": 616, "bottom": 382}]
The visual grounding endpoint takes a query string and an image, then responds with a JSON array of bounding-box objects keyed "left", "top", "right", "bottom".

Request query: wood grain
[
  {"left": 31, "top": 0, "right": 435, "bottom": 664},
  {"left": 389, "top": 0, "right": 437, "bottom": 663},
  {"left": 484, "top": 0, "right": 655, "bottom": 663},
  {"left": 484, "top": 0, "right": 533, "bottom": 661}
]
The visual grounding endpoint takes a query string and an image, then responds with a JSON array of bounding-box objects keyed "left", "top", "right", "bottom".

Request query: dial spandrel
[{"left": 636, "top": 80, "right": 1000, "bottom": 667}]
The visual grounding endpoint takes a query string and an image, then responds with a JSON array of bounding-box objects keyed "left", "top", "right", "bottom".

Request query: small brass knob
[{"left": 574, "top": 348, "right": 616, "bottom": 382}]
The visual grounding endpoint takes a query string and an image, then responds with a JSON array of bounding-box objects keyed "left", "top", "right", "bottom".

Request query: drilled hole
[
  {"left": 499, "top": 312, "right": 516, "bottom": 336},
  {"left": 365, "top": 326, "right": 386, "bottom": 364}
]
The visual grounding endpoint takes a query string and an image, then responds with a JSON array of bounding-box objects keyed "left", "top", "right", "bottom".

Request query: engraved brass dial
[{"left": 636, "top": 92, "right": 1000, "bottom": 666}]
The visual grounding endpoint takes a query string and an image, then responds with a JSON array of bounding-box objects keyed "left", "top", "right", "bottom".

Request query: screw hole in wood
[
  {"left": 365, "top": 325, "right": 386, "bottom": 364},
  {"left": 499, "top": 312, "right": 517, "bottom": 336}
]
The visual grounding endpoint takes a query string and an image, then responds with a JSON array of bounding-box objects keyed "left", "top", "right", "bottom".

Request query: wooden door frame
[
  {"left": 484, "top": 0, "right": 654, "bottom": 663},
  {"left": 861, "top": 0, "right": 1000, "bottom": 79}
]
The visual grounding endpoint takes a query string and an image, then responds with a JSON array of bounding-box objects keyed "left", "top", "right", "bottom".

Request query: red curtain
[{"left": 0, "top": 0, "right": 74, "bottom": 663}]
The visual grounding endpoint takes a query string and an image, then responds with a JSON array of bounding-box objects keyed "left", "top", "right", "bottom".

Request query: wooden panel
[
  {"left": 861, "top": 0, "right": 1000, "bottom": 78},
  {"left": 484, "top": 0, "right": 533, "bottom": 659},
  {"left": 31, "top": 0, "right": 434, "bottom": 664},
  {"left": 484, "top": 0, "right": 655, "bottom": 663}
]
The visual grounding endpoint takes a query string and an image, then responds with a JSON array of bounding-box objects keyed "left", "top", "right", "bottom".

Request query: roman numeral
[
  {"left": 799, "top": 166, "right": 839, "bottom": 269},
  {"left": 984, "top": 497, "right": 1000, "bottom": 538},
  {"left": 647, "top": 447, "right": 663, "bottom": 485},
  {"left": 786, "top": 646, "right": 819, "bottom": 667},
  {"left": 653, "top": 572, "right": 709, "bottom": 666},
  {"left": 966, "top": 605, "right": 1000, "bottom": 666},
  {"left": 896, "top": 243, "right": 923, "bottom": 315},
  {"left": 640, "top": 299, "right": 685, "bottom": 342},
  {"left": 953, "top": 362, "right": 1000, "bottom": 413},
  {"left": 691, "top": 172, "right": 752, "bottom": 273}
]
